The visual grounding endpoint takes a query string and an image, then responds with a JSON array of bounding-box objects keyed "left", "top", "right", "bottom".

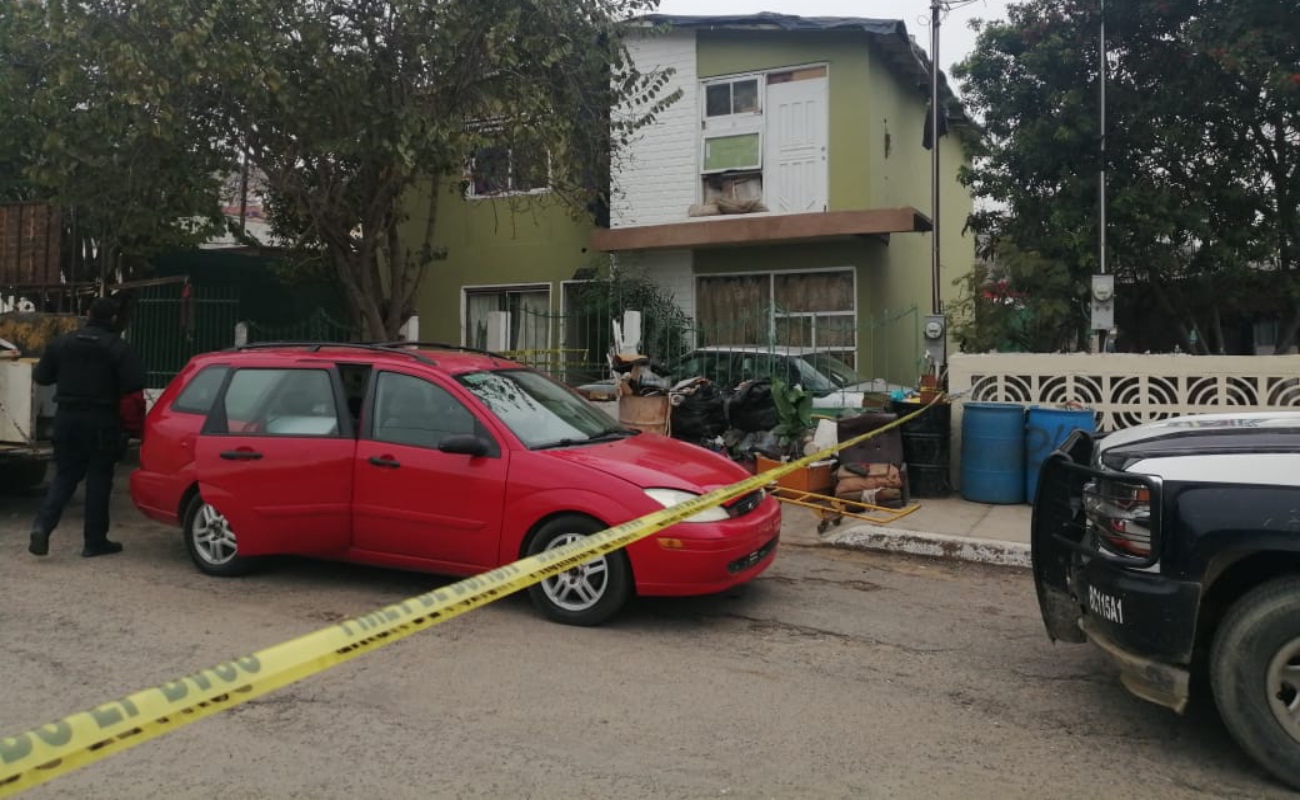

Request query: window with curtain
[
  {"left": 463, "top": 286, "right": 552, "bottom": 351},
  {"left": 694, "top": 270, "right": 855, "bottom": 363},
  {"left": 695, "top": 275, "right": 770, "bottom": 346}
]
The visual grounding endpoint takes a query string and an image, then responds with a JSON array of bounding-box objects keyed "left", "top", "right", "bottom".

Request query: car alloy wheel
[
  {"left": 183, "top": 494, "right": 256, "bottom": 577},
  {"left": 539, "top": 532, "right": 609, "bottom": 612},
  {"left": 192, "top": 502, "right": 238, "bottom": 566},
  {"left": 524, "top": 514, "right": 632, "bottom": 626}
]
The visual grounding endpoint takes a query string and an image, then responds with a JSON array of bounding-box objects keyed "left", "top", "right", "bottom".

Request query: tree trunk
[
  {"left": 1210, "top": 305, "right": 1226, "bottom": 355},
  {"left": 1274, "top": 306, "right": 1300, "bottom": 356},
  {"left": 1266, "top": 129, "right": 1297, "bottom": 355},
  {"left": 334, "top": 249, "right": 387, "bottom": 342}
]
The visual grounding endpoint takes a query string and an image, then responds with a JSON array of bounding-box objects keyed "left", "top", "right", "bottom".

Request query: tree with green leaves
[
  {"left": 203, "top": 0, "right": 678, "bottom": 340},
  {"left": 3, "top": 0, "right": 678, "bottom": 339},
  {"left": 949, "top": 239, "right": 1082, "bottom": 353},
  {"left": 1, "top": 0, "right": 232, "bottom": 282},
  {"left": 955, "top": 0, "right": 1299, "bottom": 353}
]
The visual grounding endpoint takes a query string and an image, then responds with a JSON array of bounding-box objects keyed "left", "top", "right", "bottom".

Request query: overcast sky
[{"left": 653, "top": 0, "right": 1012, "bottom": 83}]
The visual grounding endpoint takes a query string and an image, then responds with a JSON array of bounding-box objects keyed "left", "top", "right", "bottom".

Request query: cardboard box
[{"left": 755, "top": 455, "right": 834, "bottom": 494}]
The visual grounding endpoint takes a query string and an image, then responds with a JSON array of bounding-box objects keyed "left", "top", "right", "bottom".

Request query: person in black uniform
[{"left": 28, "top": 296, "right": 146, "bottom": 557}]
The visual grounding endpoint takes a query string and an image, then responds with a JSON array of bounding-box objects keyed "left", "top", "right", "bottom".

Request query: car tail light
[{"left": 1083, "top": 479, "right": 1153, "bottom": 558}]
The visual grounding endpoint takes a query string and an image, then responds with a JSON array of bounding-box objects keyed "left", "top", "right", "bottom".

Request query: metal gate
[{"left": 125, "top": 281, "right": 241, "bottom": 389}]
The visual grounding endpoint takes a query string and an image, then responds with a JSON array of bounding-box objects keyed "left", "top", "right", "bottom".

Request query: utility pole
[
  {"left": 929, "top": 0, "right": 942, "bottom": 317},
  {"left": 1090, "top": 0, "right": 1116, "bottom": 347},
  {"left": 1098, "top": 0, "right": 1106, "bottom": 280},
  {"left": 921, "top": 0, "right": 950, "bottom": 377}
]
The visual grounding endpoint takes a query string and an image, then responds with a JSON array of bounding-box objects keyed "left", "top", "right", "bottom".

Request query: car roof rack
[
  {"left": 224, "top": 341, "right": 436, "bottom": 365},
  {"left": 374, "top": 341, "right": 511, "bottom": 360}
]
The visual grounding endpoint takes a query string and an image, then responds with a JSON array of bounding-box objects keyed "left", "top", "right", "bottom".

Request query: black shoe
[
  {"left": 29, "top": 529, "right": 50, "bottom": 557},
  {"left": 82, "top": 540, "right": 123, "bottom": 558}
]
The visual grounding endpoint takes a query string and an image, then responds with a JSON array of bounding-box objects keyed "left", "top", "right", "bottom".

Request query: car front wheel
[
  {"left": 524, "top": 515, "right": 631, "bottom": 627},
  {"left": 1210, "top": 576, "right": 1300, "bottom": 791},
  {"left": 183, "top": 494, "right": 257, "bottom": 577}
]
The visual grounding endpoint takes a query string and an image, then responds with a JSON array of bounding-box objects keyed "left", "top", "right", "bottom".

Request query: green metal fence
[
  {"left": 125, "top": 282, "right": 241, "bottom": 390},
  {"left": 863, "top": 306, "right": 922, "bottom": 389}
]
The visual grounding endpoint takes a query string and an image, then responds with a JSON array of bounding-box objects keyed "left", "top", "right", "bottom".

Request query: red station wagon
[{"left": 129, "top": 343, "right": 782, "bottom": 625}]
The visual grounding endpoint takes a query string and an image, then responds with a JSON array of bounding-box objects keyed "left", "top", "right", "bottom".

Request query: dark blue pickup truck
[{"left": 1032, "top": 412, "right": 1300, "bottom": 791}]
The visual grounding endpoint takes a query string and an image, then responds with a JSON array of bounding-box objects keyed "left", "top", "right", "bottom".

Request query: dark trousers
[{"left": 33, "top": 411, "right": 123, "bottom": 546}]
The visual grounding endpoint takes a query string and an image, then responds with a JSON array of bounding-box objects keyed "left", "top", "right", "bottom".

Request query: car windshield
[
  {"left": 458, "top": 369, "right": 625, "bottom": 449},
  {"left": 797, "top": 353, "right": 866, "bottom": 390}
]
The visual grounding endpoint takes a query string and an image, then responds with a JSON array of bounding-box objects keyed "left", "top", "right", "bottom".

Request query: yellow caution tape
[{"left": 0, "top": 395, "right": 945, "bottom": 797}]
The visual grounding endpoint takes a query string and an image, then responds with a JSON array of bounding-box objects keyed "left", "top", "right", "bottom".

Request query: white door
[{"left": 764, "top": 77, "right": 829, "bottom": 214}]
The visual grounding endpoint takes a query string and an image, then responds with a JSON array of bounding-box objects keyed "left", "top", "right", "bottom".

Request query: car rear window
[{"left": 172, "top": 366, "right": 230, "bottom": 415}]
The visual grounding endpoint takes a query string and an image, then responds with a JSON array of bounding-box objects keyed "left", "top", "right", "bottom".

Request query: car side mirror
[{"left": 438, "top": 434, "right": 488, "bottom": 457}]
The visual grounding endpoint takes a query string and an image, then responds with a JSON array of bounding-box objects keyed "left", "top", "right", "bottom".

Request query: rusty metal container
[{"left": 618, "top": 394, "right": 670, "bottom": 436}]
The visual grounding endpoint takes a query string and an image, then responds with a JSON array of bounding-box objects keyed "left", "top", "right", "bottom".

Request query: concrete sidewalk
[{"left": 781, "top": 494, "right": 1034, "bottom": 569}]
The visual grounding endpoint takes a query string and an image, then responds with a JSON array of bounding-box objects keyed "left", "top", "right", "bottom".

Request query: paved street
[{"left": 0, "top": 486, "right": 1290, "bottom": 799}]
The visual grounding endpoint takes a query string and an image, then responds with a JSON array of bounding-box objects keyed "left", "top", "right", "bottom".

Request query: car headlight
[{"left": 643, "top": 488, "right": 730, "bottom": 523}]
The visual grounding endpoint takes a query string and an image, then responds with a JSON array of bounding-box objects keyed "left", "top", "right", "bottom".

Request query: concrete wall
[
  {"left": 617, "top": 249, "right": 695, "bottom": 321},
  {"left": 947, "top": 352, "right": 1300, "bottom": 490}
]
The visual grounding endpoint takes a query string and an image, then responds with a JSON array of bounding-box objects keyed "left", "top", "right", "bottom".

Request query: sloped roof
[{"left": 635, "top": 12, "right": 970, "bottom": 126}]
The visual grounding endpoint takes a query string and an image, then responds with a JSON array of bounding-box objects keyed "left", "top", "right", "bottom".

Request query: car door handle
[
  {"left": 219, "top": 450, "right": 263, "bottom": 461},
  {"left": 368, "top": 455, "right": 401, "bottom": 469}
]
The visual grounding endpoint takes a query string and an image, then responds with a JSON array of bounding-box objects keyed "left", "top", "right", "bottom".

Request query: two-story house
[{"left": 412, "top": 12, "right": 976, "bottom": 386}]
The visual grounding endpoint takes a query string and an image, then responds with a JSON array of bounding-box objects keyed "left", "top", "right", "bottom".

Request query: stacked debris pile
[
  {"left": 668, "top": 378, "right": 728, "bottom": 441},
  {"left": 832, "top": 411, "right": 910, "bottom": 509},
  {"left": 673, "top": 377, "right": 816, "bottom": 466}
]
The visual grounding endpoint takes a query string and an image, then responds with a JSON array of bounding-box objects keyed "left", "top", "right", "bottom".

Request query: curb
[{"left": 822, "top": 523, "right": 1031, "bottom": 569}]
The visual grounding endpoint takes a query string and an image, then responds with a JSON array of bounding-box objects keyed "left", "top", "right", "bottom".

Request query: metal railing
[
  {"left": 506, "top": 303, "right": 922, "bottom": 388},
  {"left": 126, "top": 282, "right": 240, "bottom": 390}
]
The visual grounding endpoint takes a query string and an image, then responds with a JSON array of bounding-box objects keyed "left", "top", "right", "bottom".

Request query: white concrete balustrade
[{"left": 945, "top": 352, "right": 1300, "bottom": 490}]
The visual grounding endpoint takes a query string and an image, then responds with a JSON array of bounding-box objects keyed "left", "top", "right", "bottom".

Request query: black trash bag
[
  {"left": 739, "top": 430, "right": 783, "bottom": 460},
  {"left": 670, "top": 382, "right": 728, "bottom": 440},
  {"left": 728, "top": 379, "right": 780, "bottom": 433}
]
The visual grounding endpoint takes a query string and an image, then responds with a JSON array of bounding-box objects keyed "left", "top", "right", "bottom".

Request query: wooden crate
[{"left": 755, "top": 455, "right": 834, "bottom": 494}]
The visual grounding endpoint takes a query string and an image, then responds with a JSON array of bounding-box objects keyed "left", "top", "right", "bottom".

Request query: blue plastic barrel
[
  {"left": 960, "top": 402, "right": 1027, "bottom": 504},
  {"left": 1025, "top": 406, "right": 1098, "bottom": 502}
]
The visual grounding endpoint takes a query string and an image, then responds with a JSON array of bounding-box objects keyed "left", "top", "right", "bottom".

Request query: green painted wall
[
  {"left": 862, "top": 49, "right": 975, "bottom": 331},
  {"left": 697, "top": 30, "right": 872, "bottom": 212},
  {"left": 694, "top": 29, "right": 975, "bottom": 382},
  {"left": 402, "top": 181, "right": 596, "bottom": 343},
  {"left": 696, "top": 27, "right": 972, "bottom": 364}
]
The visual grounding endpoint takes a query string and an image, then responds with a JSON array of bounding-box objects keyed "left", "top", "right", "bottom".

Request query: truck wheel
[
  {"left": 0, "top": 460, "right": 47, "bottom": 493},
  {"left": 1210, "top": 576, "right": 1300, "bottom": 791}
]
